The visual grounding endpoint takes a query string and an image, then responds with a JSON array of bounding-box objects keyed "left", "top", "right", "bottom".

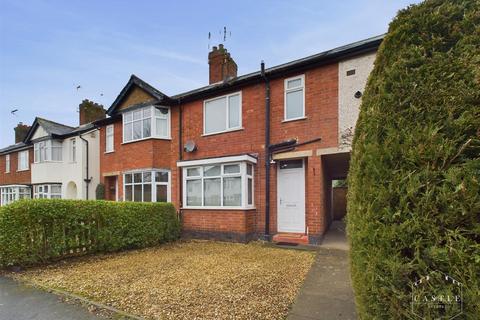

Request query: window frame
[
  {"left": 33, "top": 184, "right": 62, "bottom": 199},
  {"left": 17, "top": 150, "right": 29, "bottom": 171},
  {"left": 203, "top": 91, "right": 242, "bottom": 136},
  {"left": 105, "top": 124, "right": 114, "bottom": 153},
  {"left": 284, "top": 74, "right": 306, "bottom": 121},
  {"left": 122, "top": 106, "right": 171, "bottom": 144},
  {"left": 0, "top": 185, "right": 31, "bottom": 206},
  {"left": 33, "top": 140, "right": 63, "bottom": 163},
  {"left": 123, "top": 169, "right": 171, "bottom": 202},
  {"left": 182, "top": 161, "right": 254, "bottom": 210},
  {"left": 5, "top": 154, "right": 10, "bottom": 173},
  {"left": 70, "top": 138, "right": 76, "bottom": 163}
]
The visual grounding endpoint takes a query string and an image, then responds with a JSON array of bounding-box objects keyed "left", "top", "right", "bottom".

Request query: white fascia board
[{"left": 177, "top": 154, "right": 257, "bottom": 167}]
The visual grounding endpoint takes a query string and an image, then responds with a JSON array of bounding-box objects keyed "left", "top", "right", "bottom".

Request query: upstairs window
[
  {"left": 284, "top": 75, "right": 305, "bottom": 121},
  {"left": 204, "top": 92, "right": 241, "bottom": 135},
  {"left": 123, "top": 106, "right": 170, "bottom": 143},
  {"left": 34, "top": 140, "right": 63, "bottom": 163},
  {"left": 70, "top": 139, "right": 76, "bottom": 162},
  {"left": 18, "top": 150, "right": 29, "bottom": 171},
  {"left": 5, "top": 155, "right": 10, "bottom": 173},
  {"left": 106, "top": 124, "right": 114, "bottom": 152}
]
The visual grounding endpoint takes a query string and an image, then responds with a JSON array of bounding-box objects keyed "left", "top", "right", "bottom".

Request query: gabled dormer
[{"left": 106, "top": 75, "right": 174, "bottom": 144}]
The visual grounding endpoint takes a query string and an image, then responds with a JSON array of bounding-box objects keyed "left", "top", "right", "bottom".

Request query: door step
[{"left": 272, "top": 233, "right": 309, "bottom": 245}]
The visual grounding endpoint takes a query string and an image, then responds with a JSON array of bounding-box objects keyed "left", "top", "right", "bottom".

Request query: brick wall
[
  {"left": 100, "top": 61, "right": 341, "bottom": 243},
  {"left": 0, "top": 148, "right": 33, "bottom": 186}
]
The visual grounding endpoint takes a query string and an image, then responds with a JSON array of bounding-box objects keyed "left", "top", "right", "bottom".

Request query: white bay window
[
  {"left": 33, "top": 184, "right": 62, "bottom": 199},
  {"left": 0, "top": 185, "right": 31, "bottom": 206},
  {"left": 204, "top": 92, "right": 241, "bottom": 135},
  {"left": 122, "top": 106, "right": 170, "bottom": 143},
  {"left": 180, "top": 156, "right": 255, "bottom": 209},
  {"left": 34, "top": 140, "right": 62, "bottom": 163}
]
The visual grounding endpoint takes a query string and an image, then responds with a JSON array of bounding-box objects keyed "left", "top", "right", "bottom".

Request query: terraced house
[
  {"left": 0, "top": 35, "right": 381, "bottom": 244},
  {"left": 0, "top": 101, "right": 105, "bottom": 204},
  {"left": 95, "top": 35, "right": 382, "bottom": 245}
]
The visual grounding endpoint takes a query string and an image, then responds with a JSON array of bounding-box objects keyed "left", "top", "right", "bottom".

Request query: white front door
[{"left": 277, "top": 159, "right": 306, "bottom": 233}]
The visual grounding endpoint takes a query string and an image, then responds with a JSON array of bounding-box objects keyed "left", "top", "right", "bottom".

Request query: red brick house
[
  {"left": 0, "top": 123, "right": 33, "bottom": 205},
  {"left": 96, "top": 35, "right": 382, "bottom": 244}
]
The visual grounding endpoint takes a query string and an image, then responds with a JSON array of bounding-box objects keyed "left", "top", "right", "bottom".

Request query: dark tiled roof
[
  {"left": 36, "top": 117, "right": 75, "bottom": 136},
  {"left": 0, "top": 142, "right": 32, "bottom": 155},
  {"left": 106, "top": 34, "right": 384, "bottom": 115}
]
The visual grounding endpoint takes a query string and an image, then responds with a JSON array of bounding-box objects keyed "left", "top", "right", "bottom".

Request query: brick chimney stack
[
  {"left": 79, "top": 99, "right": 106, "bottom": 125},
  {"left": 208, "top": 44, "right": 238, "bottom": 84},
  {"left": 14, "top": 122, "right": 30, "bottom": 143}
]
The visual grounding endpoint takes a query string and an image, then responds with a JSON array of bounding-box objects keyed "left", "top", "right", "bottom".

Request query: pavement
[
  {"left": 0, "top": 276, "right": 101, "bottom": 320},
  {"left": 288, "top": 221, "right": 357, "bottom": 320}
]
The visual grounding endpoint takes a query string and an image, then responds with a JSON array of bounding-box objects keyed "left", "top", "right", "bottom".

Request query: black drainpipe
[
  {"left": 261, "top": 61, "right": 271, "bottom": 241},
  {"left": 79, "top": 134, "right": 91, "bottom": 200},
  {"left": 178, "top": 99, "right": 183, "bottom": 216}
]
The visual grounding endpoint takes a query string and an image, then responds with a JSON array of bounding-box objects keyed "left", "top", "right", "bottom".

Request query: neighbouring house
[
  {"left": 0, "top": 100, "right": 105, "bottom": 204},
  {"left": 0, "top": 123, "right": 33, "bottom": 206},
  {"left": 96, "top": 35, "right": 381, "bottom": 244}
]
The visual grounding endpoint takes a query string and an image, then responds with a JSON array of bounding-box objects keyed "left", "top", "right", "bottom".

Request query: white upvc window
[
  {"left": 18, "top": 150, "right": 29, "bottom": 171},
  {"left": 0, "top": 185, "right": 31, "bottom": 206},
  {"left": 203, "top": 92, "right": 242, "bottom": 135},
  {"left": 70, "top": 139, "right": 76, "bottom": 162},
  {"left": 122, "top": 106, "right": 170, "bottom": 143},
  {"left": 123, "top": 169, "right": 171, "bottom": 202},
  {"left": 5, "top": 154, "right": 10, "bottom": 173},
  {"left": 284, "top": 75, "right": 305, "bottom": 121},
  {"left": 34, "top": 140, "right": 63, "bottom": 163},
  {"left": 105, "top": 124, "right": 114, "bottom": 152},
  {"left": 182, "top": 162, "right": 254, "bottom": 209},
  {"left": 33, "top": 184, "right": 62, "bottom": 199}
]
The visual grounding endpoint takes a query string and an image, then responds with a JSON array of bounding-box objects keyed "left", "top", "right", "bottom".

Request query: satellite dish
[{"left": 184, "top": 140, "right": 197, "bottom": 153}]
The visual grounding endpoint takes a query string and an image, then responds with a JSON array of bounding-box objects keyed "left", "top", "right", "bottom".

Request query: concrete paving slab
[
  {"left": 0, "top": 276, "right": 102, "bottom": 320},
  {"left": 287, "top": 249, "right": 357, "bottom": 320}
]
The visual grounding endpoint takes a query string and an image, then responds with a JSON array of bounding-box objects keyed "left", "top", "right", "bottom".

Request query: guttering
[
  {"left": 262, "top": 61, "right": 271, "bottom": 240},
  {"left": 177, "top": 154, "right": 257, "bottom": 167},
  {"left": 79, "top": 134, "right": 91, "bottom": 200}
]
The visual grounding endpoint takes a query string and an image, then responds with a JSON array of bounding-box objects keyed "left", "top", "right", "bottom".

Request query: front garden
[{"left": 0, "top": 199, "right": 315, "bottom": 319}]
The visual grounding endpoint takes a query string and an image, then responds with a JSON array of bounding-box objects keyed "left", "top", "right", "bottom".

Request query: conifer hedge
[
  {"left": 0, "top": 199, "right": 180, "bottom": 267},
  {"left": 347, "top": 0, "right": 479, "bottom": 318}
]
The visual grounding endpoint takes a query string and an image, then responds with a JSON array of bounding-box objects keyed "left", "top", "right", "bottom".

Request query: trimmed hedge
[
  {"left": 347, "top": 0, "right": 480, "bottom": 319},
  {"left": 0, "top": 199, "right": 180, "bottom": 267}
]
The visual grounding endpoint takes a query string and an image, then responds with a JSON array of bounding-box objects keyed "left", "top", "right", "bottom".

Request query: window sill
[
  {"left": 122, "top": 136, "right": 172, "bottom": 145},
  {"left": 202, "top": 127, "right": 244, "bottom": 137},
  {"left": 282, "top": 116, "right": 307, "bottom": 123},
  {"left": 104, "top": 151, "right": 115, "bottom": 154},
  {"left": 16, "top": 169, "right": 29, "bottom": 172},
  {"left": 181, "top": 206, "right": 256, "bottom": 211}
]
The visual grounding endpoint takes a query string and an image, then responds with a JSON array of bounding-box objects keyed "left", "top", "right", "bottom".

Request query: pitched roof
[
  {"left": 105, "top": 34, "right": 384, "bottom": 116},
  {"left": 107, "top": 75, "right": 173, "bottom": 116},
  {"left": 0, "top": 142, "right": 32, "bottom": 155},
  {"left": 171, "top": 34, "right": 384, "bottom": 102},
  {"left": 23, "top": 117, "right": 97, "bottom": 142}
]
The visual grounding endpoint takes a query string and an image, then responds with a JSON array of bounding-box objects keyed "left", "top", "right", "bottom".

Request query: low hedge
[
  {"left": 348, "top": 0, "right": 479, "bottom": 319},
  {"left": 0, "top": 199, "right": 180, "bottom": 267}
]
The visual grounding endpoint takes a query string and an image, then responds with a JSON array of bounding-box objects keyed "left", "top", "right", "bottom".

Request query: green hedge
[
  {"left": 0, "top": 199, "right": 180, "bottom": 267},
  {"left": 347, "top": 0, "right": 479, "bottom": 319}
]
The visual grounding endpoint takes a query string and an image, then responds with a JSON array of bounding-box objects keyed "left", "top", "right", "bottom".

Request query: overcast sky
[{"left": 0, "top": 0, "right": 421, "bottom": 146}]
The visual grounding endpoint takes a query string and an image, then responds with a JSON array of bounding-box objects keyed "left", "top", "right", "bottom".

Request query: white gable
[{"left": 31, "top": 125, "right": 49, "bottom": 140}]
